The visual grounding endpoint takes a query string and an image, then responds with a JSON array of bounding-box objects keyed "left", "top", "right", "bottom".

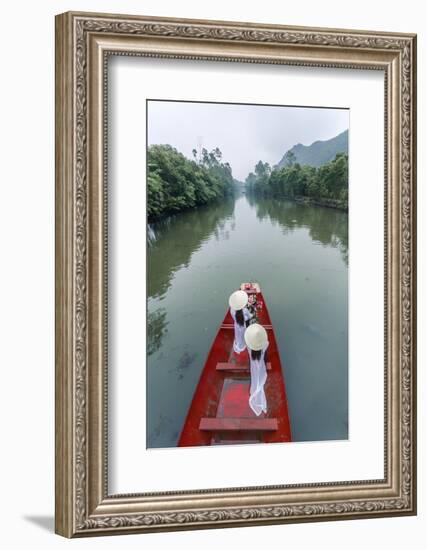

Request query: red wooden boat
[{"left": 178, "top": 283, "right": 292, "bottom": 446}]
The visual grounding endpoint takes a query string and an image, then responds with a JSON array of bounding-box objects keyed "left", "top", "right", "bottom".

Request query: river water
[{"left": 147, "top": 193, "right": 348, "bottom": 448}]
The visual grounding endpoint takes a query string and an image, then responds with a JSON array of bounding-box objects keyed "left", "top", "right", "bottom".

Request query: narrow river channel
[{"left": 147, "top": 193, "right": 348, "bottom": 448}]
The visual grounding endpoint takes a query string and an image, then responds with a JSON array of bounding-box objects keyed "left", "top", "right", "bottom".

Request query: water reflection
[
  {"left": 247, "top": 195, "right": 348, "bottom": 265},
  {"left": 147, "top": 308, "right": 168, "bottom": 357},
  {"left": 172, "top": 350, "right": 198, "bottom": 381},
  {"left": 147, "top": 199, "right": 235, "bottom": 299},
  {"left": 147, "top": 199, "right": 235, "bottom": 360}
]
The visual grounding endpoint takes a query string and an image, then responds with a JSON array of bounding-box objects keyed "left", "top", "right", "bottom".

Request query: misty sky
[{"left": 147, "top": 100, "right": 349, "bottom": 181}]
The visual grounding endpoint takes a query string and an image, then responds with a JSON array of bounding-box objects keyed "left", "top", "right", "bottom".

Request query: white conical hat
[
  {"left": 228, "top": 290, "right": 248, "bottom": 311},
  {"left": 244, "top": 323, "right": 268, "bottom": 351}
]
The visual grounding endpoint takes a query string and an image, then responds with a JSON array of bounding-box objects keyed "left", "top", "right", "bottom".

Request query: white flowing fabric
[
  {"left": 230, "top": 307, "right": 252, "bottom": 353},
  {"left": 249, "top": 342, "right": 269, "bottom": 416}
]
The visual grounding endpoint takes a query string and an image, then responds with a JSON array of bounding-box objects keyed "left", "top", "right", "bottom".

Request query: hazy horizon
[{"left": 147, "top": 100, "right": 349, "bottom": 181}]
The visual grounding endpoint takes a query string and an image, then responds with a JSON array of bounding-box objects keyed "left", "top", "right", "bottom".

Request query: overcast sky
[{"left": 148, "top": 100, "right": 349, "bottom": 181}]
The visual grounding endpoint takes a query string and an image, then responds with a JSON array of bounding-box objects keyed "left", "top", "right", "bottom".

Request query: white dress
[
  {"left": 249, "top": 342, "right": 269, "bottom": 416},
  {"left": 230, "top": 307, "right": 252, "bottom": 354}
]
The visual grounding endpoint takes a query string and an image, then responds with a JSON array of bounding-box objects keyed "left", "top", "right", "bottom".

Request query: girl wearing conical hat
[
  {"left": 244, "top": 323, "right": 269, "bottom": 416},
  {"left": 228, "top": 290, "right": 253, "bottom": 354}
]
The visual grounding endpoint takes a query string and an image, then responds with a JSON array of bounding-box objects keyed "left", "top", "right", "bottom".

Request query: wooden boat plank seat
[
  {"left": 221, "top": 324, "right": 273, "bottom": 330},
  {"left": 211, "top": 439, "right": 260, "bottom": 445},
  {"left": 199, "top": 417, "right": 278, "bottom": 432},
  {"left": 216, "top": 362, "right": 272, "bottom": 371}
]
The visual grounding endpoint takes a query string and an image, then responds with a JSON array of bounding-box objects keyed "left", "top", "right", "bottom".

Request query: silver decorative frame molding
[{"left": 55, "top": 11, "right": 417, "bottom": 537}]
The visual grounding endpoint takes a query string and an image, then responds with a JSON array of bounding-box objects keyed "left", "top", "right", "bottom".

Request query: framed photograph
[{"left": 55, "top": 11, "right": 417, "bottom": 537}]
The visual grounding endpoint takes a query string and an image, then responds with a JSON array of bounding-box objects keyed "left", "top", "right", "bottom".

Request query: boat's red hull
[{"left": 178, "top": 290, "right": 291, "bottom": 446}]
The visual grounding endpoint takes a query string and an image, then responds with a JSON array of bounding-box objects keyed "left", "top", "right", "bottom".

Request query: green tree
[
  {"left": 246, "top": 153, "right": 348, "bottom": 210},
  {"left": 249, "top": 161, "right": 271, "bottom": 195},
  {"left": 147, "top": 144, "right": 235, "bottom": 221},
  {"left": 245, "top": 172, "right": 257, "bottom": 191},
  {"left": 147, "top": 170, "right": 165, "bottom": 219}
]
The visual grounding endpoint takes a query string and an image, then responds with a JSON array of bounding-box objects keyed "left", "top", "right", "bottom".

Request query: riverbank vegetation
[
  {"left": 245, "top": 152, "right": 348, "bottom": 210},
  {"left": 148, "top": 145, "right": 235, "bottom": 220}
]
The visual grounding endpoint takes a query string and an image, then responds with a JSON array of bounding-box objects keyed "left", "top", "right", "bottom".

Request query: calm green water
[{"left": 147, "top": 194, "right": 348, "bottom": 447}]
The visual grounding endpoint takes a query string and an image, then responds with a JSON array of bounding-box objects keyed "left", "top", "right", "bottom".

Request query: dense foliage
[
  {"left": 245, "top": 153, "right": 348, "bottom": 210},
  {"left": 147, "top": 145, "right": 234, "bottom": 220}
]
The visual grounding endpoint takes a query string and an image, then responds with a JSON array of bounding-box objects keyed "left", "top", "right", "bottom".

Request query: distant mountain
[{"left": 276, "top": 129, "right": 348, "bottom": 169}]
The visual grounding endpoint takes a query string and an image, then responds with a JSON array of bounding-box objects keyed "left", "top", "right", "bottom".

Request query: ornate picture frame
[{"left": 55, "top": 11, "right": 417, "bottom": 537}]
